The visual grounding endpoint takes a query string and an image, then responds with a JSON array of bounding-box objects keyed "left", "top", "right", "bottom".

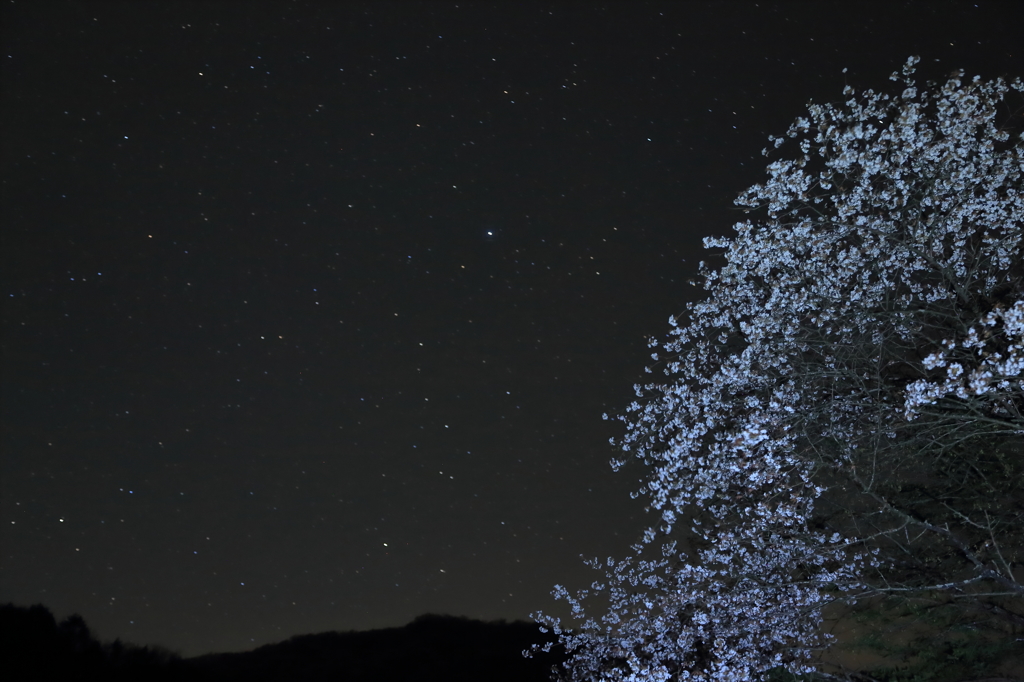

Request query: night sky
[{"left": 2, "top": 0, "right": 1022, "bottom": 658}]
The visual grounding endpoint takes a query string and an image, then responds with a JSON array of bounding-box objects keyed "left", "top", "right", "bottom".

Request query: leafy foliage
[
  {"left": 815, "top": 595, "right": 1024, "bottom": 682},
  {"left": 533, "top": 58, "right": 1024, "bottom": 681}
]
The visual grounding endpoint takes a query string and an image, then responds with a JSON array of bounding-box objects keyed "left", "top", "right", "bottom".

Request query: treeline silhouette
[
  {"left": 0, "top": 603, "right": 565, "bottom": 681},
  {"left": 0, "top": 603, "right": 183, "bottom": 680}
]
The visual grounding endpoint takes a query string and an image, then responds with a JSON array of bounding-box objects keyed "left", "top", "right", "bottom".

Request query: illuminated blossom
[{"left": 533, "top": 57, "right": 1023, "bottom": 681}]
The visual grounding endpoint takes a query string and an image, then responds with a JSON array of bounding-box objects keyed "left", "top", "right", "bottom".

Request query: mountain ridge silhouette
[{"left": 1, "top": 603, "right": 564, "bottom": 681}]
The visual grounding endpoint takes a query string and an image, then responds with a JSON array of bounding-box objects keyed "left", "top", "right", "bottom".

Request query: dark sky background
[{"left": 2, "top": 0, "right": 1022, "bottom": 658}]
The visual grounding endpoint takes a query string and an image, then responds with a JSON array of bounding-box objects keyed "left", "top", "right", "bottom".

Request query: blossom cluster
[
  {"left": 905, "top": 300, "right": 1024, "bottom": 418},
  {"left": 534, "top": 57, "right": 1023, "bottom": 681}
]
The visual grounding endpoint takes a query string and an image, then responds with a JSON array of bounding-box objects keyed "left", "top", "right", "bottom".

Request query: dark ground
[{"left": 0, "top": 602, "right": 565, "bottom": 682}]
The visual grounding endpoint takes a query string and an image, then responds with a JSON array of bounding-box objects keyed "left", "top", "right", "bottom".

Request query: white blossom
[{"left": 533, "top": 57, "right": 1024, "bottom": 681}]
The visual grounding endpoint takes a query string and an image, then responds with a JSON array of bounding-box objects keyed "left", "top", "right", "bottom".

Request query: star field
[{"left": 2, "top": 0, "right": 1021, "bottom": 657}]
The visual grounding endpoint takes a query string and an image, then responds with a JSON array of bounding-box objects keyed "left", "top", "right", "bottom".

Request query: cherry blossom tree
[{"left": 532, "top": 57, "right": 1024, "bottom": 681}]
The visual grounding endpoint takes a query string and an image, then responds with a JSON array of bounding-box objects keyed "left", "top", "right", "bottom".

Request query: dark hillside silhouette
[
  {"left": 190, "top": 612, "right": 563, "bottom": 682},
  {"left": 0, "top": 603, "right": 183, "bottom": 681},
  {"left": 0, "top": 604, "right": 564, "bottom": 682}
]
